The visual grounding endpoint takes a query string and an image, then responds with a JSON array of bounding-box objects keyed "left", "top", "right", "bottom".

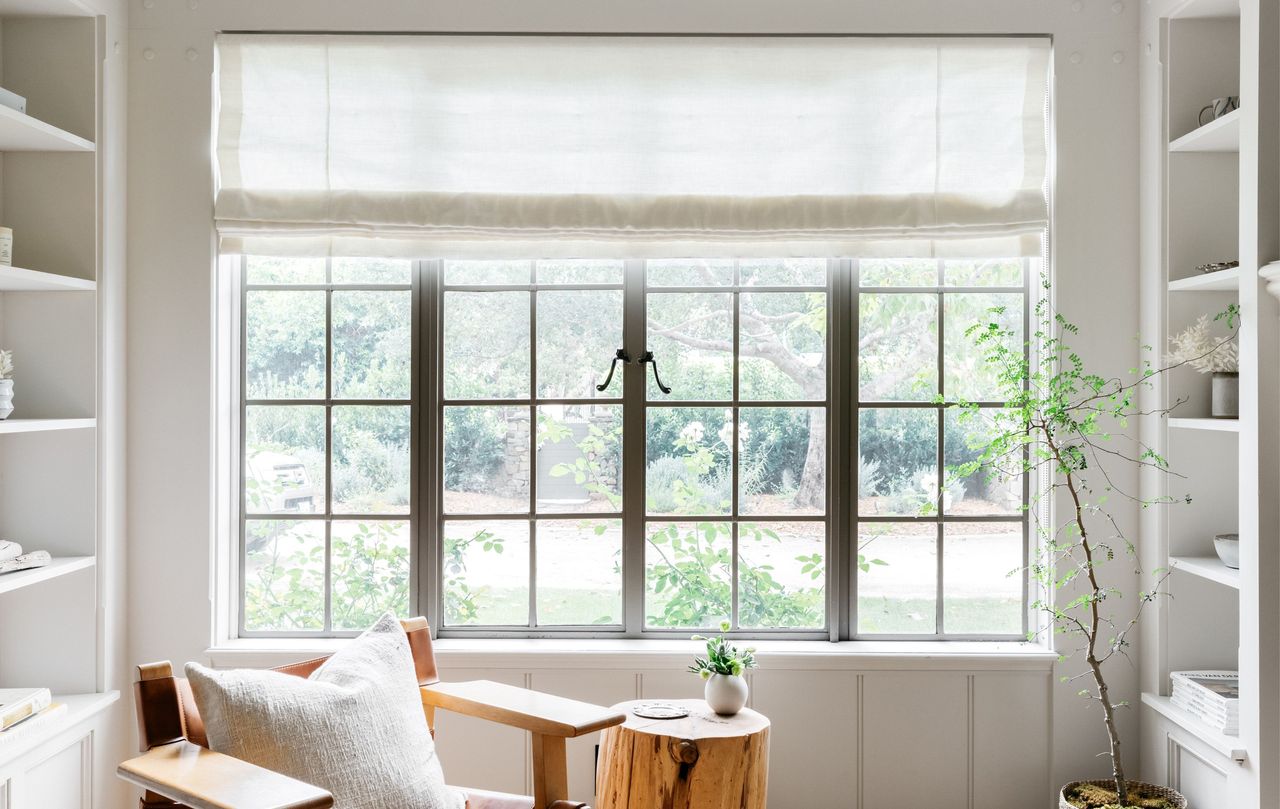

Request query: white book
[
  {"left": 0, "top": 703, "right": 67, "bottom": 746},
  {"left": 0, "top": 688, "right": 51, "bottom": 731}
]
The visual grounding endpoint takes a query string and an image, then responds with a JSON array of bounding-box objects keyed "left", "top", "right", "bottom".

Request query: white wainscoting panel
[
  {"left": 530, "top": 671, "right": 638, "bottom": 802},
  {"left": 432, "top": 668, "right": 529, "bottom": 796},
  {"left": 973, "top": 673, "right": 1052, "bottom": 809},
  {"left": 862, "top": 672, "right": 970, "bottom": 809},
  {"left": 751, "top": 670, "right": 859, "bottom": 806},
  {"left": 19, "top": 732, "right": 89, "bottom": 809},
  {"left": 1171, "top": 740, "right": 1230, "bottom": 809}
]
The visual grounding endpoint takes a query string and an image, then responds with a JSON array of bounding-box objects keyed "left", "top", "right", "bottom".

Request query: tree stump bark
[{"left": 596, "top": 699, "right": 770, "bottom": 809}]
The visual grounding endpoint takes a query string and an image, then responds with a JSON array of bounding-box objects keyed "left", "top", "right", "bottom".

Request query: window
[{"left": 228, "top": 256, "right": 1033, "bottom": 639}]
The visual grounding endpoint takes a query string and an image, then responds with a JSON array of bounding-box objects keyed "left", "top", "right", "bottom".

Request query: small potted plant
[
  {"left": 689, "top": 621, "right": 756, "bottom": 716},
  {"left": 0, "top": 349, "right": 12, "bottom": 420},
  {"left": 1167, "top": 314, "right": 1239, "bottom": 417}
]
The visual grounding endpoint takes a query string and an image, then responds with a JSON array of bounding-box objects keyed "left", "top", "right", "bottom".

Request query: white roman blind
[{"left": 214, "top": 34, "right": 1051, "bottom": 258}]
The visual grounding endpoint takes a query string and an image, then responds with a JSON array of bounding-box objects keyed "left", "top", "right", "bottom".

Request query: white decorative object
[
  {"left": 0, "top": 349, "right": 13, "bottom": 420},
  {"left": 0, "top": 549, "right": 51, "bottom": 575},
  {"left": 215, "top": 35, "right": 1050, "bottom": 259},
  {"left": 185, "top": 613, "right": 465, "bottom": 809},
  {"left": 1166, "top": 315, "right": 1239, "bottom": 418},
  {"left": 704, "top": 673, "right": 749, "bottom": 717},
  {"left": 1214, "top": 533, "right": 1240, "bottom": 569},
  {"left": 0, "top": 227, "right": 12, "bottom": 267}
]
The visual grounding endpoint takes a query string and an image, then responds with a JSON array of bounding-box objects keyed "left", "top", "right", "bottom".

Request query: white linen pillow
[{"left": 186, "top": 613, "right": 465, "bottom": 809}]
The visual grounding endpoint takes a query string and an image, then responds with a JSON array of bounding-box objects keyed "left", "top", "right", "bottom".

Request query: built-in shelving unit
[
  {"left": 1169, "top": 107, "right": 1240, "bottom": 152},
  {"left": 1139, "top": 0, "right": 1274, "bottom": 804},
  {"left": 1168, "top": 266, "right": 1240, "bottom": 291},
  {"left": 0, "top": 2, "right": 116, "bottom": 793},
  {"left": 1141, "top": 693, "right": 1248, "bottom": 762},
  {"left": 0, "top": 266, "right": 94, "bottom": 292},
  {"left": 1169, "top": 554, "right": 1240, "bottom": 588},
  {"left": 1169, "top": 417, "right": 1240, "bottom": 432},
  {"left": 0, "top": 556, "right": 94, "bottom": 596}
]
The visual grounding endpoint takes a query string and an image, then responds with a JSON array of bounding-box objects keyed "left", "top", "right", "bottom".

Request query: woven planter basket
[{"left": 1060, "top": 779, "right": 1187, "bottom": 809}]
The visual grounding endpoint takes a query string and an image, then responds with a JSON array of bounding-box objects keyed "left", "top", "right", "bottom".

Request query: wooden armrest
[
  {"left": 421, "top": 680, "right": 625, "bottom": 738},
  {"left": 118, "top": 740, "right": 333, "bottom": 809}
]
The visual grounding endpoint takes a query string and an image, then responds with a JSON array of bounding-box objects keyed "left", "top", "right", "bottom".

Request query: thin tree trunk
[{"left": 793, "top": 409, "right": 826, "bottom": 510}]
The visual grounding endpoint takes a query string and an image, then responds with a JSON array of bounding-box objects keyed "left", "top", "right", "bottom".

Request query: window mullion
[
  {"left": 622, "top": 259, "right": 647, "bottom": 636},
  {"left": 417, "top": 259, "right": 443, "bottom": 633}
]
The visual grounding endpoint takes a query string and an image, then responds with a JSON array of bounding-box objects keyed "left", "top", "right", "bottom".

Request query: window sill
[{"left": 206, "top": 637, "right": 1055, "bottom": 672}]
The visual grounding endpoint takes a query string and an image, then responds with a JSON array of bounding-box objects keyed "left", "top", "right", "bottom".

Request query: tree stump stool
[{"left": 595, "top": 699, "right": 770, "bottom": 809}]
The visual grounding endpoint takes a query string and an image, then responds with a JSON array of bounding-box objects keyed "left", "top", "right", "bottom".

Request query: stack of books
[
  {"left": 0, "top": 688, "right": 66, "bottom": 747},
  {"left": 1171, "top": 671, "right": 1239, "bottom": 736}
]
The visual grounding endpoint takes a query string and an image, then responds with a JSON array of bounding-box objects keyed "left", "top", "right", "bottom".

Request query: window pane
[
  {"left": 740, "top": 258, "right": 826, "bottom": 286},
  {"left": 332, "top": 406, "right": 410, "bottom": 514},
  {"left": 536, "top": 289, "right": 624, "bottom": 399},
  {"left": 859, "top": 293, "right": 937, "bottom": 401},
  {"left": 739, "top": 292, "right": 826, "bottom": 400},
  {"left": 860, "top": 259, "right": 938, "bottom": 287},
  {"left": 443, "top": 406, "right": 529, "bottom": 514},
  {"left": 647, "top": 292, "right": 732, "bottom": 401},
  {"left": 646, "top": 258, "right": 734, "bottom": 287},
  {"left": 331, "top": 257, "right": 412, "bottom": 284},
  {"left": 245, "top": 256, "right": 325, "bottom": 285},
  {"left": 738, "top": 521, "right": 825, "bottom": 629},
  {"left": 857, "top": 523, "right": 937, "bottom": 635},
  {"left": 444, "top": 260, "right": 531, "bottom": 285},
  {"left": 537, "top": 405, "right": 622, "bottom": 513},
  {"left": 333, "top": 290, "right": 411, "bottom": 399},
  {"left": 245, "top": 405, "right": 325, "bottom": 514},
  {"left": 246, "top": 290, "right": 325, "bottom": 399},
  {"left": 739, "top": 407, "right": 824, "bottom": 516},
  {"left": 646, "top": 407, "right": 733, "bottom": 516},
  {"left": 943, "top": 292, "right": 1023, "bottom": 402},
  {"left": 857, "top": 408, "right": 938, "bottom": 517},
  {"left": 944, "top": 258, "right": 1023, "bottom": 287},
  {"left": 943, "top": 408, "right": 1022, "bottom": 516},
  {"left": 331, "top": 521, "right": 410, "bottom": 631},
  {"left": 444, "top": 291, "right": 530, "bottom": 399},
  {"left": 536, "top": 519, "right": 622, "bottom": 625},
  {"left": 536, "top": 259, "right": 624, "bottom": 285},
  {"left": 244, "top": 520, "right": 325, "bottom": 631},
  {"left": 443, "top": 520, "right": 530, "bottom": 626},
  {"left": 944, "top": 522, "right": 1022, "bottom": 634},
  {"left": 645, "top": 521, "right": 731, "bottom": 629}
]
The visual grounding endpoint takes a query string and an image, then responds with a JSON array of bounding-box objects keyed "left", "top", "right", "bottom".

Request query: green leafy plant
[
  {"left": 688, "top": 621, "right": 758, "bottom": 678},
  {"left": 948, "top": 277, "right": 1239, "bottom": 808}
]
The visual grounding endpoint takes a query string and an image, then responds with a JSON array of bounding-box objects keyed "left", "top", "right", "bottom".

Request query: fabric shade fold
[{"left": 214, "top": 34, "right": 1051, "bottom": 258}]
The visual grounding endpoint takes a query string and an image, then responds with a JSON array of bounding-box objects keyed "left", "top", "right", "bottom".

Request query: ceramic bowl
[{"left": 1213, "top": 533, "right": 1240, "bottom": 569}]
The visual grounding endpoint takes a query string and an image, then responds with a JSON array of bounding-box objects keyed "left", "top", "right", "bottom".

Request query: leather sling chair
[{"left": 117, "top": 617, "right": 626, "bottom": 809}]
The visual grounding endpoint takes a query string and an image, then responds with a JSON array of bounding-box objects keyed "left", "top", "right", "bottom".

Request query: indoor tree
[{"left": 948, "top": 277, "right": 1237, "bottom": 808}]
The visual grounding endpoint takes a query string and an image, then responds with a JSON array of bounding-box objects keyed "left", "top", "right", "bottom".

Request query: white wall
[{"left": 126, "top": 1, "right": 1141, "bottom": 806}]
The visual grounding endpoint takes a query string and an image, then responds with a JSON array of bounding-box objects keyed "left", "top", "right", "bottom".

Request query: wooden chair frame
[{"left": 117, "top": 617, "right": 626, "bottom": 809}]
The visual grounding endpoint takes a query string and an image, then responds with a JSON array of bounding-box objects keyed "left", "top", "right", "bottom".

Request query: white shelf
[
  {"left": 1169, "top": 109, "right": 1241, "bottom": 153},
  {"left": 1170, "top": 0, "right": 1240, "bottom": 18},
  {"left": 1170, "top": 555, "right": 1241, "bottom": 588},
  {"left": 0, "top": 104, "right": 93, "bottom": 152},
  {"left": 1169, "top": 417, "right": 1240, "bottom": 432},
  {"left": 0, "top": 418, "right": 95, "bottom": 434},
  {"left": 0, "top": 691, "right": 118, "bottom": 768},
  {"left": 0, "top": 556, "right": 94, "bottom": 595},
  {"left": 1169, "top": 267, "right": 1240, "bottom": 292},
  {"left": 1141, "top": 693, "right": 1247, "bottom": 762},
  {"left": 0, "top": 265, "right": 94, "bottom": 292}
]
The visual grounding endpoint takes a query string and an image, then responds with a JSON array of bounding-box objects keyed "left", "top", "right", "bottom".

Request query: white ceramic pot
[
  {"left": 1211, "top": 372, "right": 1239, "bottom": 418},
  {"left": 704, "top": 673, "right": 748, "bottom": 716},
  {"left": 0, "top": 379, "right": 12, "bottom": 420},
  {"left": 1214, "top": 533, "right": 1240, "bottom": 569}
]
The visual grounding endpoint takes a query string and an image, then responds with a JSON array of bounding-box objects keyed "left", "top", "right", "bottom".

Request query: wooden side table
[{"left": 595, "top": 699, "right": 770, "bottom": 809}]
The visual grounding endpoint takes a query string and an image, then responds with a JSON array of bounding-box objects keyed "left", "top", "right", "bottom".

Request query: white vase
[
  {"left": 0, "top": 379, "right": 12, "bottom": 420},
  {"left": 704, "top": 673, "right": 748, "bottom": 716}
]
